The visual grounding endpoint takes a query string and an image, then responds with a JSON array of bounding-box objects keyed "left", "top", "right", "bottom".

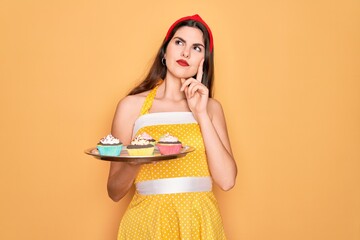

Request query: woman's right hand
[
  {"left": 107, "top": 162, "right": 141, "bottom": 201},
  {"left": 107, "top": 95, "right": 145, "bottom": 201}
]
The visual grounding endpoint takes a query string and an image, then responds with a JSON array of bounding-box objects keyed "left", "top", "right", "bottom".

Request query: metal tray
[{"left": 84, "top": 146, "right": 195, "bottom": 163}]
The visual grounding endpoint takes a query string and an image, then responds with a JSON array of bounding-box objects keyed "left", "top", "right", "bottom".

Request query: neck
[{"left": 157, "top": 75, "right": 186, "bottom": 101}]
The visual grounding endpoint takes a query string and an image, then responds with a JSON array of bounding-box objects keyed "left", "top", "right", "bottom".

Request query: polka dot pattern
[
  {"left": 135, "top": 123, "right": 210, "bottom": 183},
  {"left": 118, "top": 192, "right": 225, "bottom": 239},
  {"left": 117, "top": 86, "right": 226, "bottom": 239}
]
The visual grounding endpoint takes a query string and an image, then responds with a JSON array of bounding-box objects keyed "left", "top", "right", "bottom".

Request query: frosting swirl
[
  {"left": 130, "top": 135, "right": 151, "bottom": 146},
  {"left": 158, "top": 133, "right": 180, "bottom": 143},
  {"left": 99, "top": 134, "right": 121, "bottom": 145},
  {"left": 140, "top": 132, "right": 155, "bottom": 141}
]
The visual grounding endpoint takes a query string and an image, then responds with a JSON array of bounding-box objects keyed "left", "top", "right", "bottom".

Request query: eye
[
  {"left": 193, "top": 45, "right": 202, "bottom": 52},
  {"left": 175, "top": 39, "right": 184, "bottom": 46}
]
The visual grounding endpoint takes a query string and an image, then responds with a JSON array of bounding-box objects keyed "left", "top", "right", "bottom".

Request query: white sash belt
[{"left": 136, "top": 177, "right": 212, "bottom": 195}]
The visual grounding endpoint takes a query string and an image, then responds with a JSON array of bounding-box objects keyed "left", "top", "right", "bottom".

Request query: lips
[{"left": 176, "top": 59, "right": 189, "bottom": 67}]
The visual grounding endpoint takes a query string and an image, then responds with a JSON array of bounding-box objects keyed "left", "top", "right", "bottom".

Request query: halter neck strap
[{"left": 139, "top": 85, "right": 159, "bottom": 115}]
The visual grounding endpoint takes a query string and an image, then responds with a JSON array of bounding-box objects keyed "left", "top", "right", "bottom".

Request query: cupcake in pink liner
[
  {"left": 140, "top": 132, "right": 156, "bottom": 146},
  {"left": 156, "top": 133, "right": 183, "bottom": 155}
]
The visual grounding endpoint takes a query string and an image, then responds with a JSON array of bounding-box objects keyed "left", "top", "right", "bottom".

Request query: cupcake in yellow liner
[
  {"left": 97, "top": 134, "right": 123, "bottom": 156},
  {"left": 139, "top": 132, "right": 156, "bottom": 146},
  {"left": 156, "top": 133, "right": 183, "bottom": 155},
  {"left": 127, "top": 135, "right": 155, "bottom": 156}
]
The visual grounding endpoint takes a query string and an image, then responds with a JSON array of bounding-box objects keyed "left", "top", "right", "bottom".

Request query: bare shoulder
[
  {"left": 112, "top": 93, "right": 147, "bottom": 128},
  {"left": 115, "top": 91, "right": 149, "bottom": 115},
  {"left": 207, "top": 98, "right": 224, "bottom": 118},
  {"left": 112, "top": 92, "right": 149, "bottom": 144}
]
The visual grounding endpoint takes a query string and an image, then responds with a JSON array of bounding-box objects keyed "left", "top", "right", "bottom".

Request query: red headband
[{"left": 165, "top": 14, "right": 214, "bottom": 53}]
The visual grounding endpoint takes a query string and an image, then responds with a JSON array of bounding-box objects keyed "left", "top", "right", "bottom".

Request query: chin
[
  {"left": 175, "top": 72, "right": 197, "bottom": 79},
  {"left": 168, "top": 68, "right": 197, "bottom": 80}
]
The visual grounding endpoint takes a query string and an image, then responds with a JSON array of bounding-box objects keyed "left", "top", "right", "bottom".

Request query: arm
[
  {"left": 196, "top": 99, "right": 237, "bottom": 191},
  {"left": 180, "top": 60, "right": 237, "bottom": 191},
  {"left": 107, "top": 95, "right": 143, "bottom": 202}
]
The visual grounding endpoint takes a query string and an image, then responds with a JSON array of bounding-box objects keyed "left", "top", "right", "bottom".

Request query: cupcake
[
  {"left": 97, "top": 134, "right": 123, "bottom": 156},
  {"left": 140, "top": 132, "right": 156, "bottom": 146},
  {"left": 156, "top": 133, "right": 183, "bottom": 155},
  {"left": 126, "top": 135, "right": 155, "bottom": 156}
]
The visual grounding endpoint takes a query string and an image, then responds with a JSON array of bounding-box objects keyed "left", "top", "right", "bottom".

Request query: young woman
[{"left": 107, "top": 14, "right": 237, "bottom": 239}]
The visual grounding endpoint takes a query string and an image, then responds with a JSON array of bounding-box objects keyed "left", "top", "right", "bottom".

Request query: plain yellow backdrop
[{"left": 1, "top": 0, "right": 359, "bottom": 239}]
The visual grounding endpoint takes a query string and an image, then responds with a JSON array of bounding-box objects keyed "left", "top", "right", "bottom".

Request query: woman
[{"left": 107, "top": 14, "right": 237, "bottom": 239}]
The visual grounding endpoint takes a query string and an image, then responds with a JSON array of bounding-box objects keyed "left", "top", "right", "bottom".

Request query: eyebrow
[{"left": 174, "top": 37, "right": 205, "bottom": 48}]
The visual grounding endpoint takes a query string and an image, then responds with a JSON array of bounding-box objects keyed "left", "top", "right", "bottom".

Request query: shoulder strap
[{"left": 139, "top": 85, "right": 159, "bottom": 115}]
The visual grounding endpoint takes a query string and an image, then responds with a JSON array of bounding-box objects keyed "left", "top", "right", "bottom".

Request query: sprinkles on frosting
[{"left": 99, "top": 134, "right": 121, "bottom": 145}]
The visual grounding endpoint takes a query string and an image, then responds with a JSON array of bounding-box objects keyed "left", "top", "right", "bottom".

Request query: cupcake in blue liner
[{"left": 97, "top": 134, "right": 123, "bottom": 156}]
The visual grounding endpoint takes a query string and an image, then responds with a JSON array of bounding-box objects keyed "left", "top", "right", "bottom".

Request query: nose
[{"left": 181, "top": 47, "right": 190, "bottom": 58}]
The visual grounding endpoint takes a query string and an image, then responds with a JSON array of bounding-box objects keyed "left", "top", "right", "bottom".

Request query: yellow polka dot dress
[{"left": 117, "top": 86, "right": 226, "bottom": 240}]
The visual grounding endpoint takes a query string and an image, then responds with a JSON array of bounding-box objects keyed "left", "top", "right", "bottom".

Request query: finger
[
  {"left": 128, "top": 161, "right": 140, "bottom": 166},
  {"left": 190, "top": 84, "right": 205, "bottom": 98},
  {"left": 187, "top": 81, "right": 199, "bottom": 97},
  {"left": 189, "top": 82, "right": 208, "bottom": 97},
  {"left": 196, "top": 59, "right": 204, "bottom": 82},
  {"left": 181, "top": 78, "right": 194, "bottom": 91},
  {"left": 181, "top": 80, "right": 190, "bottom": 98},
  {"left": 183, "top": 80, "right": 196, "bottom": 97},
  {"left": 180, "top": 78, "right": 187, "bottom": 91}
]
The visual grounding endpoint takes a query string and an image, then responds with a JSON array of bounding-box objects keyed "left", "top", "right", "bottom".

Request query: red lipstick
[{"left": 176, "top": 59, "right": 189, "bottom": 67}]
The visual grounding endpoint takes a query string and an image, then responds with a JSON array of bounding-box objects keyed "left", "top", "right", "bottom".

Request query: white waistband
[{"left": 136, "top": 177, "right": 212, "bottom": 195}]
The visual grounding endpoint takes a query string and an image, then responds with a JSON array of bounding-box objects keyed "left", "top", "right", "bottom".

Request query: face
[{"left": 164, "top": 26, "right": 205, "bottom": 79}]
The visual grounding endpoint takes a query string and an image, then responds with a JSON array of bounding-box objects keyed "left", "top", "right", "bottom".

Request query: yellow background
[{"left": 1, "top": 0, "right": 359, "bottom": 239}]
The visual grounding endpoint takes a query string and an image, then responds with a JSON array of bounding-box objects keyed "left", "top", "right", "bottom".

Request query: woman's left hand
[{"left": 180, "top": 59, "right": 208, "bottom": 116}]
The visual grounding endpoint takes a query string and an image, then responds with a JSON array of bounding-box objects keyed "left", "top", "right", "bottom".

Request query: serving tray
[{"left": 84, "top": 146, "right": 195, "bottom": 163}]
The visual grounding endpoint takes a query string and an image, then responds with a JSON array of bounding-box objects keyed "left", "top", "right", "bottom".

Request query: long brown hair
[{"left": 128, "top": 19, "right": 215, "bottom": 97}]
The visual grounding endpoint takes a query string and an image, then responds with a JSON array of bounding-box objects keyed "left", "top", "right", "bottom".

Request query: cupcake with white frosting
[
  {"left": 156, "top": 133, "right": 183, "bottom": 155},
  {"left": 97, "top": 134, "right": 123, "bottom": 156},
  {"left": 140, "top": 132, "right": 156, "bottom": 146},
  {"left": 127, "top": 135, "right": 155, "bottom": 156}
]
